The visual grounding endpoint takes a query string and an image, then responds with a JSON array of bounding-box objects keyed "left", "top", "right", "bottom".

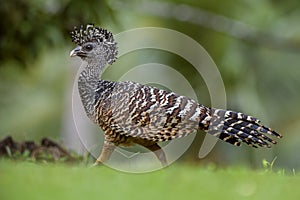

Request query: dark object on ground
[{"left": 0, "top": 136, "right": 74, "bottom": 162}]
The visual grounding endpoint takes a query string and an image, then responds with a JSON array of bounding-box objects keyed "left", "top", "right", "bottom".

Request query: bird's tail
[{"left": 204, "top": 108, "right": 282, "bottom": 148}]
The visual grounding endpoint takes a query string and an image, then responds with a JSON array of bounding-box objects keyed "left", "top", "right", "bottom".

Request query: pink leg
[{"left": 93, "top": 140, "right": 116, "bottom": 166}]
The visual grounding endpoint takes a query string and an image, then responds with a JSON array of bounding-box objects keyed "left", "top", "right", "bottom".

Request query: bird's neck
[{"left": 78, "top": 60, "right": 106, "bottom": 121}]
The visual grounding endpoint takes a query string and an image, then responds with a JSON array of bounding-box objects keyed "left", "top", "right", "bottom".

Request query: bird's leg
[
  {"left": 144, "top": 143, "right": 168, "bottom": 167},
  {"left": 93, "top": 140, "right": 115, "bottom": 166}
]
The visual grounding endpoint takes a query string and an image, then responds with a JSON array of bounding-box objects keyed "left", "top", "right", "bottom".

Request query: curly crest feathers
[{"left": 70, "top": 24, "right": 118, "bottom": 64}]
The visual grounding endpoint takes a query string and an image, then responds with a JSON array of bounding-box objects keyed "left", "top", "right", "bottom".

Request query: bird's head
[{"left": 69, "top": 24, "right": 118, "bottom": 65}]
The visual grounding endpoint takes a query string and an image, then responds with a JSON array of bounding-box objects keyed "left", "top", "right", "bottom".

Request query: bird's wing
[
  {"left": 97, "top": 81, "right": 282, "bottom": 147},
  {"left": 103, "top": 81, "right": 208, "bottom": 142}
]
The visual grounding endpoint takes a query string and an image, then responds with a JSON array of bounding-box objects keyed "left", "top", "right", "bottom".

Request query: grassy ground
[{"left": 0, "top": 160, "right": 299, "bottom": 200}]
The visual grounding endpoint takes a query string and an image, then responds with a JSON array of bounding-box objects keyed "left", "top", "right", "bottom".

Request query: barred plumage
[{"left": 70, "top": 24, "right": 282, "bottom": 166}]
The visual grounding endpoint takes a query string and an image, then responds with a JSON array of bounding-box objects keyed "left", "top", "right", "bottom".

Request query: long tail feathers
[{"left": 206, "top": 108, "right": 282, "bottom": 148}]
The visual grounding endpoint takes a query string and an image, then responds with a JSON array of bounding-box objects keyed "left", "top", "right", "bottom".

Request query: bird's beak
[{"left": 70, "top": 46, "right": 81, "bottom": 57}]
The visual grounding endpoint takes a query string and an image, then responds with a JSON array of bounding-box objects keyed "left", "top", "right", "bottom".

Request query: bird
[{"left": 69, "top": 24, "right": 282, "bottom": 166}]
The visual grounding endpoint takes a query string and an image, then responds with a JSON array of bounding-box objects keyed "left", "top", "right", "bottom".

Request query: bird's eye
[{"left": 84, "top": 44, "right": 93, "bottom": 51}]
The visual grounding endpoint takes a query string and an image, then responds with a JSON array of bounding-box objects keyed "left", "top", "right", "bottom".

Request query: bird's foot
[{"left": 89, "top": 160, "right": 102, "bottom": 168}]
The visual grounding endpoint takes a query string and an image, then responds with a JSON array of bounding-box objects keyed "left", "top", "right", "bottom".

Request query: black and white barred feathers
[
  {"left": 70, "top": 24, "right": 282, "bottom": 150},
  {"left": 94, "top": 80, "right": 282, "bottom": 148}
]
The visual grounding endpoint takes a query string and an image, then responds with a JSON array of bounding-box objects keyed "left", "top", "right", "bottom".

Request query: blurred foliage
[
  {"left": 0, "top": 0, "right": 300, "bottom": 170},
  {"left": 0, "top": 0, "right": 114, "bottom": 66}
]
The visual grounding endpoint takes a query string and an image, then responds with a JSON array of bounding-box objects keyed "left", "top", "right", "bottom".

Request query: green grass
[{"left": 0, "top": 160, "right": 299, "bottom": 200}]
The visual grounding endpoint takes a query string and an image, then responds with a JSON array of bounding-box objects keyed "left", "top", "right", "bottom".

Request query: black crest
[
  {"left": 70, "top": 24, "right": 118, "bottom": 64},
  {"left": 70, "top": 24, "right": 113, "bottom": 45}
]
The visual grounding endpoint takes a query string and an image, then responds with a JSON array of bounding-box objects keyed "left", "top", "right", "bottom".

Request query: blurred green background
[{"left": 1, "top": 0, "right": 300, "bottom": 171}]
